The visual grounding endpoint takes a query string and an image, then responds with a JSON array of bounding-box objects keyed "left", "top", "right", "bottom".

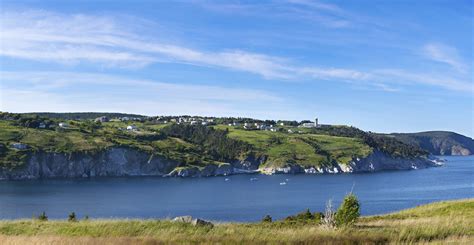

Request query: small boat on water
[{"left": 279, "top": 182, "right": 287, "bottom": 185}]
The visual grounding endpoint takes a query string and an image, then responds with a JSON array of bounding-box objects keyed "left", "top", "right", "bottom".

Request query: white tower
[{"left": 315, "top": 118, "right": 318, "bottom": 127}]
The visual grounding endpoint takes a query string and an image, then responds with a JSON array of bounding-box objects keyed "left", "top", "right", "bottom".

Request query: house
[
  {"left": 298, "top": 117, "right": 320, "bottom": 128},
  {"left": 11, "top": 143, "right": 28, "bottom": 150},
  {"left": 300, "top": 122, "right": 316, "bottom": 128},
  {"left": 58, "top": 122, "right": 68, "bottom": 128},
  {"left": 280, "top": 122, "right": 285, "bottom": 126},
  {"left": 270, "top": 128, "right": 278, "bottom": 132},
  {"left": 120, "top": 117, "right": 130, "bottom": 121},
  {"left": 126, "top": 125, "right": 138, "bottom": 131},
  {"left": 94, "top": 116, "right": 109, "bottom": 123},
  {"left": 190, "top": 121, "right": 198, "bottom": 125},
  {"left": 201, "top": 121, "right": 208, "bottom": 126},
  {"left": 38, "top": 122, "right": 47, "bottom": 129},
  {"left": 288, "top": 129, "right": 293, "bottom": 133}
]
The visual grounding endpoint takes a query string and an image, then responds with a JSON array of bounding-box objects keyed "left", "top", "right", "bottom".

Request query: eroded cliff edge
[{"left": 0, "top": 147, "right": 440, "bottom": 180}]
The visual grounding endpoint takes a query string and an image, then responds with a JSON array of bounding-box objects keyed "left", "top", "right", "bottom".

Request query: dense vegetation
[
  {"left": 160, "top": 124, "right": 252, "bottom": 162},
  {"left": 0, "top": 199, "right": 471, "bottom": 244},
  {"left": 310, "top": 126, "right": 428, "bottom": 158},
  {"left": 390, "top": 131, "right": 474, "bottom": 155}
]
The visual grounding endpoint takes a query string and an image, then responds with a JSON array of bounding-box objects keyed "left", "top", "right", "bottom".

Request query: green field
[
  {"left": 0, "top": 117, "right": 375, "bottom": 171},
  {"left": 215, "top": 125, "right": 371, "bottom": 168},
  {"left": 0, "top": 199, "right": 472, "bottom": 244}
]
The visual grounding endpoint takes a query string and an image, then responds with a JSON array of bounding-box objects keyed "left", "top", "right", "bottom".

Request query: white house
[
  {"left": 201, "top": 121, "right": 208, "bottom": 126},
  {"left": 94, "top": 116, "right": 109, "bottom": 123},
  {"left": 58, "top": 122, "right": 68, "bottom": 128},
  {"left": 126, "top": 125, "right": 137, "bottom": 131},
  {"left": 300, "top": 122, "right": 315, "bottom": 128}
]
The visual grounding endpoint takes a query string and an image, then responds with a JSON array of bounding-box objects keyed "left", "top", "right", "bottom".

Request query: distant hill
[
  {"left": 389, "top": 131, "right": 474, "bottom": 156},
  {"left": 21, "top": 112, "right": 147, "bottom": 120}
]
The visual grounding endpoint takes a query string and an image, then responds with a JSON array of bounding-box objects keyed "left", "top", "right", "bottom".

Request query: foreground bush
[
  {"left": 335, "top": 193, "right": 360, "bottom": 227},
  {"left": 261, "top": 215, "right": 272, "bottom": 223},
  {"left": 68, "top": 212, "right": 77, "bottom": 222},
  {"left": 284, "top": 209, "right": 323, "bottom": 224},
  {"left": 37, "top": 211, "right": 48, "bottom": 221}
]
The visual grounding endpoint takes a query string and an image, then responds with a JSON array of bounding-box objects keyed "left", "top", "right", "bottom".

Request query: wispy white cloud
[
  {"left": 195, "top": 0, "right": 351, "bottom": 28},
  {"left": 422, "top": 43, "right": 468, "bottom": 73},
  {"left": 0, "top": 9, "right": 472, "bottom": 94},
  {"left": 0, "top": 71, "right": 290, "bottom": 117},
  {"left": 0, "top": 9, "right": 363, "bottom": 80}
]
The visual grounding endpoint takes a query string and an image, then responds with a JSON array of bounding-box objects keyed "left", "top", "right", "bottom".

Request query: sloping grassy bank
[{"left": 0, "top": 199, "right": 472, "bottom": 244}]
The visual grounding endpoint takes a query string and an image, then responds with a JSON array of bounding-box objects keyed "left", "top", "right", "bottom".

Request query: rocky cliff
[
  {"left": 390, "top": 131, "right": 474, "bottom": 156},
  {"left": 0, "top": 148, "right": 439, "bottom": 180}
]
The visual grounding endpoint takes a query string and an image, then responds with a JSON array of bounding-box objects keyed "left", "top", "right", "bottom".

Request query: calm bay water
[{"left": 0, "top": 156, "right": 472, "bottom": 222}]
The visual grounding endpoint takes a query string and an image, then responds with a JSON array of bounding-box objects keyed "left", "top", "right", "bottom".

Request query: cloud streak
[
  {"left": 0, "top": 71, "right": 291, "bottom": 117},
  {"left": 422, "top": 43, "right": 468, "bottom": 73},
  {"left": 0, "top": 9, "right": 472, "bottom": 93}
]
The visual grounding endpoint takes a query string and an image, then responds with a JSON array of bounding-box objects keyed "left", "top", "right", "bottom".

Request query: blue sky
[{"left": 0, "top": 0, "right": 473, "bottom": 136}]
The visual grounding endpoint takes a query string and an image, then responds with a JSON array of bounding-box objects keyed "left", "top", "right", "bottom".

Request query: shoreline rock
[{"left": 0, "top": 148, "right": 440, "bottom": 180}]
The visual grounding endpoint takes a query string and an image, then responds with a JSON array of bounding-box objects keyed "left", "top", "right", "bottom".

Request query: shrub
[
  {"left": 262, "top": 214, "right": 272, "bottom": 223},
  {"left": 284, "top": 209, "right": 322, "bottom": 223},
  {"left": 84, "top": 215, "right": 89, "bottom": 221},
  {"left": 37, "top": 211, "right": 48, "bottom": 221},
  {"left": 68, "top": 212, "right": 77, "bottom": 222},
  {"left": 335, "top": 193, "right": 360, "bottom": 227},
  {"left": 313, "top": 212, "right": 323, "bottom": 223}
]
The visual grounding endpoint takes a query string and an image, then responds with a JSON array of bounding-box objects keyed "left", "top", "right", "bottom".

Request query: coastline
[{"left": 0, "top": 148, "right": 440, "bottom": 180}]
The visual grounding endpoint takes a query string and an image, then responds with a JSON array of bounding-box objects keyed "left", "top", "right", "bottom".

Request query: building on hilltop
[
  {"left": 299, "top": 117, "right": 320, "bottom": 128},
  {"left": 94, "top": 116, "right": 109, "bottom": 123}
]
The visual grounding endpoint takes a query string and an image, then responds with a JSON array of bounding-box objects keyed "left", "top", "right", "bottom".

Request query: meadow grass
[{"left": 0, "top": 199, "right": 472, "bottom": 244}]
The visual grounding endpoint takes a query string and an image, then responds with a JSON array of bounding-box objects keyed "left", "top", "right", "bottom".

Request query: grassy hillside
[
  {"left": 0, "top": 199, "right": 472, "bottom": 244},
  {"left": 1, "top": 112, "right": 429, "bottom": 172},
  {"left": 390, "top": 131, "right": 474, "bottom": 155},
  {"left": 215, "top": 125, "right": 371, "bottom": 168}
]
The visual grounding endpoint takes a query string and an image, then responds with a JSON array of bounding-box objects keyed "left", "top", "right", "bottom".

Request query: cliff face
[
  {"left": 0, "top": 148, "right": 439, "bottom": 180},
  {"left": 390, "top": 131, "right": 474, "bottom": 156}
]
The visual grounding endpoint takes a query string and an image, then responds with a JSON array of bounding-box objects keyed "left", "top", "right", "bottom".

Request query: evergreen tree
[{"left": 335, "top": 193, "right": 360, "bottom": 227}]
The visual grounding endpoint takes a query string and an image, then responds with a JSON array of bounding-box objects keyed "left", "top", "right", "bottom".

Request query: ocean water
[{"left": 0, "top": 156, "right": 472, "bottom": 222}]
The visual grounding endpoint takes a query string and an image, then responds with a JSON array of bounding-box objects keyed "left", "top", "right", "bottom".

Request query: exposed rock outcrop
[
  {"left": 260, "top": 150, "right": 439, "bottom": 174},
  {"left": 172, "top": 215, "right": 214, "bottom": 227},
  {"left": 0, "top": 148, "right": 440, "bottom": 180}
]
